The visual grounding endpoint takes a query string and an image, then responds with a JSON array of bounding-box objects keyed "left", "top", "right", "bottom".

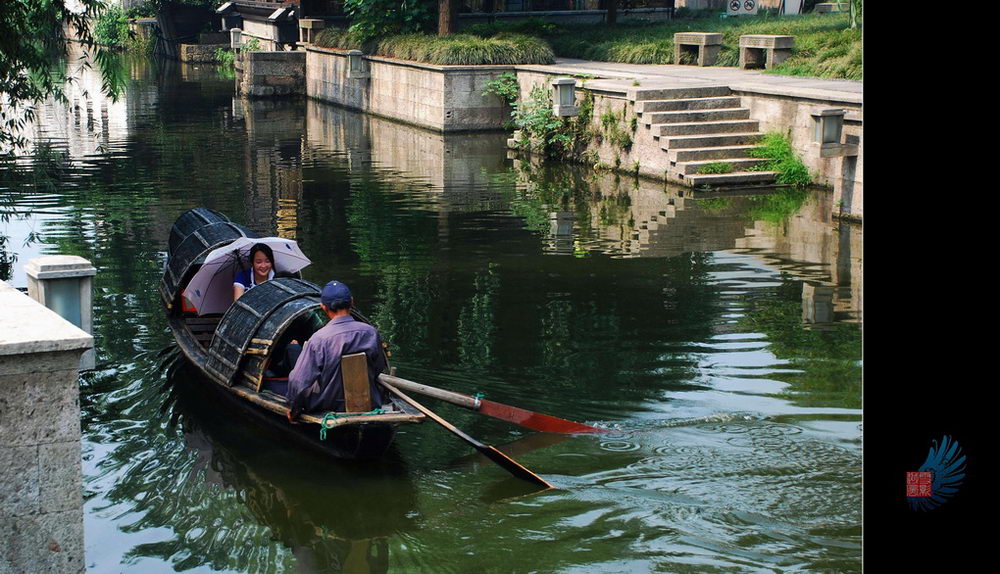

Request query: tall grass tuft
[{"left": 749, "top": 132, "right": 812, "bottom": 187}]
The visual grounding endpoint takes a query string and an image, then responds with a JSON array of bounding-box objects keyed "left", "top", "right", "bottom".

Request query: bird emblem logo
[{"left": 907, "top": 435, "right": 966, "bottom": 511}]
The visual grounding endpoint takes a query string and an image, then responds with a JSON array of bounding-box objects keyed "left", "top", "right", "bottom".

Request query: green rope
[
  {"left": 473, "top": 392, "right": 485, "bottom": 400},
  {"left": 319, "top": 408, "right": 385, "bottom": 440}
]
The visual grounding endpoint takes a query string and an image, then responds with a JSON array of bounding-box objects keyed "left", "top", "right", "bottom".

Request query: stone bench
[
  {"left": 673, "top": 33, "right": 723, "bottom": 66},
  {"left": 814, "top": 3, "right": 844, "bottom": 13},
  {"left": 299, "top": 19, "right": 326, "bottom": 44},
  {"left": 739, "top": 35, "right": 795, "bottom": 70}
]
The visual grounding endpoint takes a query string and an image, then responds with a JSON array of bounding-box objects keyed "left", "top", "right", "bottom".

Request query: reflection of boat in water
[
  {"left": 160, "top": 208, "right": 425, "bottom": 459},
  {"left": 164, "top": 361, "right": 418, "bottom": 573}
]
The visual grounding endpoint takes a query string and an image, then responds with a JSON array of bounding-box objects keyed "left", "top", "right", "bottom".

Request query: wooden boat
[{"left": 159, "top": 208, "right": 425, "bottom": 459}]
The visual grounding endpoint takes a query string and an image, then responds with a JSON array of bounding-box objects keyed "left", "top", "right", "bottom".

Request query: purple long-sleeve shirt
[{"left": 286, "top": 315, "right": 387, "bottom": 417}]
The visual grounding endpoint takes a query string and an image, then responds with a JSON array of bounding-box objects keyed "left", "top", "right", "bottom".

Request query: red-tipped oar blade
[{"left": 478, "top": 399, "right": 609, "bottom": 434}]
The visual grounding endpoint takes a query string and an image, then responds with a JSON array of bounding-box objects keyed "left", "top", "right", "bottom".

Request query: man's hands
[{"left": 286, "top": 410, "right": 299, "bottom": 424}]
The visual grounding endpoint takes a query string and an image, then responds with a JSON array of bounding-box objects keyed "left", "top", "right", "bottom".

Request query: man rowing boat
[{"left": 285, "top": 280, "right": 387, "bottom": 422}]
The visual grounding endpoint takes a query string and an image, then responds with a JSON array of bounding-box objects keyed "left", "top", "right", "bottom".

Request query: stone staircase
[{"left": 632, "top": 86, "right": 778, "bottom": 187}]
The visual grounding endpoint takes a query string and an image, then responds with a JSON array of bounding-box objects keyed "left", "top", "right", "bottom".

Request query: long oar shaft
[
  {"left": 378, "top": 379, "right": 553, "bottom": 489},
  {"left": 378, "top": 374, "right": 607, "bottom": 434},
  {"left": 380, "top": 374, "right": 479, "bottom": 408}
]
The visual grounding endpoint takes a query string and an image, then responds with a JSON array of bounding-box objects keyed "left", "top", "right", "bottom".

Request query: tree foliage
[
  {"left": 343, "top": 0, "right": 436, "bottom": 42},
  {"left": 0, "top": 0, "right": 127, "bottom": 152}
]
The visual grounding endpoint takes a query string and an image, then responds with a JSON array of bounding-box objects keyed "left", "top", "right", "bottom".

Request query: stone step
[
  {"left": 643, "top": 108, "right": 751, "bottom": 126},
  {"left": 630, "top": 85, "right": 731, "bottom": 101},
  {"left": 671, "top": 145, "right": 758, "bottom": 162},
  {"left": 636, "top": 97, "right": 743, "bottom": 114},
  {"left": 681, "top": 170, "right": 780, "bottom": 187},
  {"left": 662, "top": 132, "right": 764, "bottom": 150},
  {"left": 679, "top": 158, "right": 768, "bottom": 175},
  {"left": 654, "top": 119, "right": 760, "bottom": 137}
]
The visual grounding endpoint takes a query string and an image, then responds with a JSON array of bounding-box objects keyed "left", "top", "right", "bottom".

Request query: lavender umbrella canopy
[{"left": 183, "top": 237, "right": 311, "bottom": 315}]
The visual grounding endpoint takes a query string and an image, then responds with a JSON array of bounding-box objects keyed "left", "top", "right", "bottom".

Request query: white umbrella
[{"left": 184, "top": 236, "right": 311, "bottom": 315}]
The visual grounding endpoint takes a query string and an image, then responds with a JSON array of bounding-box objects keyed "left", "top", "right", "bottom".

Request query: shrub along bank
[{"left": 313, "top": 29, "right": 554, "bottom": 65}]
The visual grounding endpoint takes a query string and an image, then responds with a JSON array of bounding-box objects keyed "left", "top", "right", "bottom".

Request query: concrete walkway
[{"left": 519, "top": 58, "right": 863, "bottom": 105}]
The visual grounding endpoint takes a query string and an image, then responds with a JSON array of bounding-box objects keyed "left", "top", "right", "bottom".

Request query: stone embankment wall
[
  {"left": 305, "top": 48, "right": 512, "bottom": 132},
  {"left": 238, "top": 51, "right": 306, "bottom": 98},
  {"left": 0, "top": 281, "right": 93, "bottom": 573},
  {"left": 179, "top": 44, "right": 227, "bottom": 63}
]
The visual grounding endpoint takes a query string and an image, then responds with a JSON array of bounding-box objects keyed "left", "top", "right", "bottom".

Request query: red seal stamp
[{"left": 906, "top": 471, "right": 932, "bottom": 497}]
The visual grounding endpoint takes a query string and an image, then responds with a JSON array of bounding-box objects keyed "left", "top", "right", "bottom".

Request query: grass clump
[
  {"left": 314, "top": 30, "right": 554, "bottom": 65},
  {"left": 749, "top": 132, "right": 811, "bottom": 186},
  {"left": 697, "top": 162, "right": 733, "bottom": 174}
]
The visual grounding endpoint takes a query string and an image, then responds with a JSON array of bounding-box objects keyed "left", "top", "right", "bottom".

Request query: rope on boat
[
  {"left": 319, "top": 409, "right": 385, "bottom": 440},
  {"left": 473, "top": 393, "right": 485, "bottom": 400}
]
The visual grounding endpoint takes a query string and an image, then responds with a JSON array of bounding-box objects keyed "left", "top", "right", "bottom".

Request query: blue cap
[{"left": 321, "top": 280, "right": 352, "bottom": 307}]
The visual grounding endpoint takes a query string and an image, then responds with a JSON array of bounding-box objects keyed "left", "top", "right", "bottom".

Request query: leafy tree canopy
[{"left": 0, "top": 0, "right": 127, "bottom": 152}]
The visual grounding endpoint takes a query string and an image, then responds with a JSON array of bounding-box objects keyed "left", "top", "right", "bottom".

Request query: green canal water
[{"left": 2, "top": 53, "right": 862, "bottom": 573}]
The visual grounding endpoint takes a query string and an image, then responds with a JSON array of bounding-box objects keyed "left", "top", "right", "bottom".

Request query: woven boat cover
[
  {"left": 160, "top": 210, "right": 256, "bottom": 308},
  {"left": 204, "top": 278, "right": 324, "bottom": 385}
]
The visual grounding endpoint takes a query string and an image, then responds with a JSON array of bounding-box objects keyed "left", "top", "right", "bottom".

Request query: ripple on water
[{"left": 598, "top": 440, "right": 642, "bottom": 452}]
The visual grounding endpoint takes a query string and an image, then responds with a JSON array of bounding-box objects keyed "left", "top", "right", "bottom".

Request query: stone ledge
[
  {"left": 23, "top": 256, "right": 95, "bottom": 280},
  {"left": 0, "top": 282, "right": 92, "bottom": 358},
  {"left": 729, "top": 83, "right": 863, "bottom": 106}
]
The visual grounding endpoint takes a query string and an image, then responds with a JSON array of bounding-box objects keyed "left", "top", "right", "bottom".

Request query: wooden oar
[
  {"left": 378, "top": 378, "right": 554, "bottom": 490},
  {"left": 379, "top": 374, "right": 608, "bottom": 434}
]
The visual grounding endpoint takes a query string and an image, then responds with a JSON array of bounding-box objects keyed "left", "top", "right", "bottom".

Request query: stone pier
[
  {"left": 0, "top": 280, "right": 93, "bottom": 573},
  {"left": 238, "top": 51, "right": 307, "bottom": 98}
]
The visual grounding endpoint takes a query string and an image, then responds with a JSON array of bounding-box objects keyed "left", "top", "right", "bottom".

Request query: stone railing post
[
  {"left": 24, "top": 256, "right": 97, "bottom": 371},
  {"left": 0, "top": 280, "right": 93, "bottom": 573}
]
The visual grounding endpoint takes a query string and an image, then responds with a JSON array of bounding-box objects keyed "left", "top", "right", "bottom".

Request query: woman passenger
[
  {"left": 234, "top": 243, "right": 302, "bottom": 381},
  {"left": 233, "top": 243, "right": 275, "bottom": 301}
]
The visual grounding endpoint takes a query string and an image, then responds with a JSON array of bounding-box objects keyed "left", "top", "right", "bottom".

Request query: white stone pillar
[{"left": 24, "top": 256, "right": 97, "bottom": 371}]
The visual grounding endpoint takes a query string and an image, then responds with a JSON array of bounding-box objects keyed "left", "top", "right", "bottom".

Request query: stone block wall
[
  {"left": 734, "top": 89, "right": 863, "bottom": 219},
  {"left": 238, "top": 51, "right": 307, "bottom": 98},
  {"left": 306, "top": 48, "right": 512, "bottom": 132},
  {"left": 179, "top": 43, "right": 228, "bottom": 63},
  {"left": 0, "top": 281, "right": 93, "bottom": 574}
]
